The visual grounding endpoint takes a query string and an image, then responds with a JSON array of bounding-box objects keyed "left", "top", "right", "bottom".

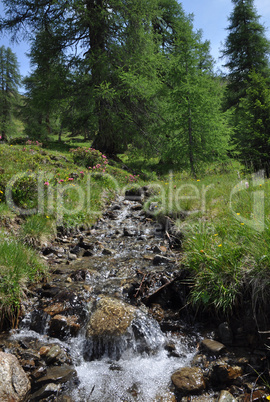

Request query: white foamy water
[{"left": 70, "top": 332, "right": 196, "bottom": 402}]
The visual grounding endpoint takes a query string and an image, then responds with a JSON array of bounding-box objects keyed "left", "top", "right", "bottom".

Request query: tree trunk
[{"left": 188, "top": 99, "right": 196, "bottom": 177}]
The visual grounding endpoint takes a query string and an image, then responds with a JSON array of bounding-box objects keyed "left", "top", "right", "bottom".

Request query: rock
[
  {"left": 218, "top": 322, "right": 233, "bottom": 346},
  {"left": 102, "top": 247, "right": 116, "bottom": 256},
  {"left": 44, "top": 302, "right": 66, "bottom": 316},
  {"left": 70, "top": 269, "right": 89, "bottom": 281},
  {"left": 143, "top": 254, "right": 154, "bottom": 261},
  {"left": 131, "top": 203, "right": 143, "bottom": 211},
  {"left": 218, "top": 390, "right": 237, "bottom": 401},
  {"left": 125, "top": 188, "right": 144, "bottom": 202},
  {"left": 154, "top": 391, "right": 176, "bottom": 401},
  {"left": 200, "top": 338, "right": 226, "bottom": 354},
  {"left": 171, "top": 367, "right": 206, "bottom": 395},
  {"left": 68, "top": 252, "right": 77, "bottom": 260},
  {"left": 49, "top": 315, "right": 81, "bottom": 339},
  {"left": 36, "top": 365, "right": 76, "bottom": 385},
  {"left": 70, "top": 245, "right": 85, "bottom": 257},
  {"left": 41, "top": 344, "right": 70, "bottom": 365},
  {"left": 110, "top": 204, "right": 121, "bottom": 211},
  {"left": 153, "top": 254, "right": 174, "bottom": 265},
  {"left": 42, "top": 246, "right": 57, "bottom": 256},
  {"left": 29, "top": 383, "right": 61, "bottom": 401},
  {"left": 152, "top": 245, "right": 167, "bottom": 253},
  {"left": 86, "top": 296, "right": 136, "bottom": 337},
  {"left": 0, "top": 351, "right": 31, "bottom": 401},
  {"left": 209, "top": 361, "right": 243, "bottom": 384},
  {"left": 77, "top": 238, "right": 94, "bottom": 250},
  {"left": 83, "top": 250, "right": 94, "bottom": 257},
  {"left": 123, "top": 227, "right": 136, "bottom": 236}
]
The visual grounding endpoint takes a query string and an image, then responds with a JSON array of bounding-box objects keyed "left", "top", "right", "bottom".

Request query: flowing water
[{"left": 7, "top": 194, "right": 200, "bottom": 401}]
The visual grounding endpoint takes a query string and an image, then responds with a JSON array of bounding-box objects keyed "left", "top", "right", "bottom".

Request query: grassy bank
[
  {"left": 1, "top": 139, "right": 270, "bottom": 328},
  {"left": 139, "top": 161, "right": 270, "bottom": 319},
  {"left": 0, "top": 141, "right": 143, "bottom": 326}
]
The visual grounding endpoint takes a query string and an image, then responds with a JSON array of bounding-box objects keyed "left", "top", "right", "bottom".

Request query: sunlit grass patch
[{"left": 0, "top": 231, "right": 47, "bottom": 328}]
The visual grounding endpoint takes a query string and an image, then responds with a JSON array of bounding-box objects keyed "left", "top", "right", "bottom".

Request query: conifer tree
[
  {"left": 161, "top": 15, "right": 231, "bottom": 174},
  {"left": 222, "top": 0, "right": 270, "bottom": 109},
  {"left": 0, "top": 46, "right": 20, "bottom": 141}
]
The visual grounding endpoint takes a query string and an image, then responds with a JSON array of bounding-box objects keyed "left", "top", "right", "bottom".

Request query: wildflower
[
  {"left": 60, "top": 179, "right": 64, "bottom": 182},
  {"left": 241, "top": 223, "right": 244, "bottom": 225},
  {"left": 218, "top": 244, "right": 222, "bottom": 247},
  {"left": 68, "top": 178, "right": 74, "bottom": 181},
  {"left": 44, "top": 182, "right": 49, "bottom": 186},
  {"left": 197, "top": 179, "right": 200, "bottom": 182},
  {"left": 46, "top": 216, "right": 49, "bottom": 219},
  {"left": 200, "top": 250, "right": 204, "bottom": 253},
  {"left": 245, "top": 182, "right": 249, "bottom": 189},
  {"left": 214, "top": 234, "right": 218, "bottom": 236},
  {"left": 236, "top": 213, "right": 240, "bottom": 215}
]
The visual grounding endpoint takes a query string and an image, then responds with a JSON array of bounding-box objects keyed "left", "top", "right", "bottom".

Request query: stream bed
[{"left": 1, "top": 190, "right": 270, "bottom": 401}]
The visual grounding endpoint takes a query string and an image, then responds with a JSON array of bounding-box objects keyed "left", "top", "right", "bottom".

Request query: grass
[
  {"left": 1, "top": 137, "right": 270, "bottom": 326},
  {"left": 0, "top": 140, "right": 144, "bottom": 327},
  {"left": 0, "top": 231, "right": 47, "bottom": 328},
  {"left": 138, "top": 159, "right": 270, "bottom": 318}
]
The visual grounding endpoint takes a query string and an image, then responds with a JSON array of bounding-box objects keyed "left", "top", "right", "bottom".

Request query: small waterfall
[
  {"left": 83, "top": 309, "right": 165, "bottom": 361},
  {"left": 69, "top": 319, "right": 196, "bottom": 402}
]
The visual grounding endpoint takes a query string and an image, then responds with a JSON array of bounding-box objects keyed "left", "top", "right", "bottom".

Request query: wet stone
[
  {"left": 171, "top": 367, "right": 206, "bottom": 395},
  {"left": 36, "top": 364, "right": 76, "bottom": 385},
  {"left": 110, "top": 204, "right": 121, "bottom": 211},
  {"left": 69, "top": 246, "right": 85, "bottom": 257},
  {"left": 44, "top": 302, "right": 66, "bottom": 316},
  {"left": 130, "top": 203, "right": 143, "bottom": 211},
  {"left": 83, "top": 249, "right": 94, "bottom": 257},
  {"left": 70, "top": 269, "right": 89, "bottom": 282},
  {"left": 209, "top": 361, "right": 243, "bottom": 384},
  {"left": 86, "top": 296, "right": 136, "bottom": 337},
  {"left": 200, "top": 338, "right": 226, "bottom": 354},
  {"left": 102, "top": 247, "right": 116, "bottom": 256},
  {"left": 153, "top": 254, "right": 174, "bottom": 265},
  {"left": 218, "top": 390, "right": 238, "bottom": 401},
  {"left": 49, "top": 314, "right": 81, "bottom": 339},
  {"left": 42, "top": 344, "right": 70, "bottom": 365},
  {"left": 30, "top": 382, "right": 61, "bottom": 401}
]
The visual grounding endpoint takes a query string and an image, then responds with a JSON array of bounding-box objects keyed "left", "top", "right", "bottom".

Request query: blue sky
[
  {"left": 1, "top": 0, "right": 270, "bottom": 80},
  {"left": 181, "top": 0, "right": 270, "bottom": 70}
]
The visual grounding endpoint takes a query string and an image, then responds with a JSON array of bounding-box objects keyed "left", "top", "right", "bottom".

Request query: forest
[{"left": 0, "top": 0, "right": 269, "bottom": 175}]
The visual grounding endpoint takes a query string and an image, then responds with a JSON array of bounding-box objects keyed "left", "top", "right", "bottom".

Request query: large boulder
[
  {"left": 86, "top": 296, "right": 136, "bottom": 337},
  {"left": 0, "top": 351, "right": 31, "bottom": 401}
]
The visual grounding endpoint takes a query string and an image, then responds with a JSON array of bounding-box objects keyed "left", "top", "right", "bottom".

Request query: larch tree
[
  {"left": 160, "top": 14, "right": 231, "bottom": 175},
  {"left": 222, "top": 0, "right": 270, "bottom": 110},
  {"left": 0, "top": 46, "right": 20, "bottom": 141},
  {"left": 0, "top": 0, "right": 163, "bottom": 154}
]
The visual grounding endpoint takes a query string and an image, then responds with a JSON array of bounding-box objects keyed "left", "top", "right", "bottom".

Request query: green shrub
[{"left": 69, "top": 146, "right": 108, "bottom": 171}]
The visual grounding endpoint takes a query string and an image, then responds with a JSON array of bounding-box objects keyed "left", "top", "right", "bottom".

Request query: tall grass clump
[
  {"left": 20, "top": 214, "right": 56, "bottom": 247},
  {"left": 0, "top": 231, "right": 47, "bottom": 328}
]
